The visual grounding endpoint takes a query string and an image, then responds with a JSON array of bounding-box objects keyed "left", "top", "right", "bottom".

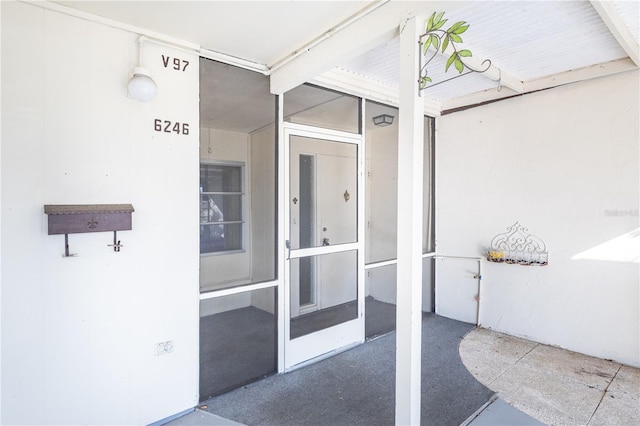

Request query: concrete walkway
[
  {"left": 164, "top": 325, "right": 639, "bottom": 426},
  {"left": 460, "top": 328, "right": 640, "bottom": 426}
]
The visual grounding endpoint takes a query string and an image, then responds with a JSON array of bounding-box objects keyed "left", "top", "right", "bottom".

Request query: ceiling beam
[
  {"left": 270, "top": 1, "right": 406, "bottom": 95},
  {"left": 522, "top": 58, "right": 637, "bottom": 92},
  {"left": 312, "top": 68, "right": 443, "bottom": 117},
  {"left": 439, "top": 87, "right": 520, "bottom": 113},
  {"left": 590, "top": 1, "right": 640, "bottom": 67},
  {"left": 441, "top": 57, "right": 636, "bottom": 113}
]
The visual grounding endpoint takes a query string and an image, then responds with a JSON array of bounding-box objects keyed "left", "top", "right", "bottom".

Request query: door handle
[{"left": 322, "top": 238, "right": 330, "bottom": 246}]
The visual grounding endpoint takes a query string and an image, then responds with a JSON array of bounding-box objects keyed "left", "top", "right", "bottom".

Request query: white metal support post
[{"left": 395, "top": 13, "right": 424, "bottom": 426}]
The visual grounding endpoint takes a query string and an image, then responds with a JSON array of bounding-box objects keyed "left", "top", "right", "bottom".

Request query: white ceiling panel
[
  {"left": 336, "top": 0, "right": 637, "bottom": 112},
  {"left": 453, "top": 1, "right": 627, "bottom": 81},
  {"left": 338, "top": 38, "right": 400, "bottom": 88},
  {"left": 54, "top": 0, "right": 367, "bottom": 66},
  {"left": 50, "top": 0, "right": 639, "bottom": 115},
  {"left": 614, "top": 0, "right": 640, "bottom": 44}
]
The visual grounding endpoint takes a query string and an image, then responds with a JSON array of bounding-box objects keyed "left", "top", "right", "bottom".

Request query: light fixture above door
[{"left": 372, "top": 114, "right": 394, "bottom": 126}]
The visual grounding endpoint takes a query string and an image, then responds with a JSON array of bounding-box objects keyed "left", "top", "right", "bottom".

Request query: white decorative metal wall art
[{"left": 487, "top": 222, "right": 548, "bottom": 265}]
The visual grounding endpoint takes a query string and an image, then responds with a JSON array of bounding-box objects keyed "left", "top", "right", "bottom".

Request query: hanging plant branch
[{"left": 419, "top": 11, "right": 491, "bottom": 91}]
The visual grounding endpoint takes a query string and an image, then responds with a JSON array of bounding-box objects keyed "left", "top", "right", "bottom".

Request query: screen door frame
[{"left": 282, "top": 123, "right": 365, "bottom": 370}]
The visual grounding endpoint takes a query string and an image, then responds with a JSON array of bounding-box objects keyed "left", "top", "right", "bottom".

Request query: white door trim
[{"left": 281, "top": 122, "right": 365, "bottom": 371}]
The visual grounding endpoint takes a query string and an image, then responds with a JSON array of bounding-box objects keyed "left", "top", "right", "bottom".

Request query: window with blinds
[{"left": 200, "top": 162, "right": 244, "bottom": 254}]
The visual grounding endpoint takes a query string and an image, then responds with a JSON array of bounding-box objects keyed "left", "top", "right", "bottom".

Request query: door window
[
  {"left": 290, "top": 250, "right": 358, "bottom": 339},
  {"left": 289, "top": 136, "right": 357, "bottom": 250}
]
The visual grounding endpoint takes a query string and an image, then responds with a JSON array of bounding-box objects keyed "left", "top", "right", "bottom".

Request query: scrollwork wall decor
[{"left": 487, "top": 222, "right": 548, "bottom": 265}]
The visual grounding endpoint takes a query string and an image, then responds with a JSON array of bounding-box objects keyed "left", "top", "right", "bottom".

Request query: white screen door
[{"left": 284, "top": 125, "right": 364, "bottom": 369}]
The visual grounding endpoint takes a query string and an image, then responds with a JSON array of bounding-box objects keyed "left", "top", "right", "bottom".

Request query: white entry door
[{"left": 284, "top": 125, "right": 364, "bottom": 369}]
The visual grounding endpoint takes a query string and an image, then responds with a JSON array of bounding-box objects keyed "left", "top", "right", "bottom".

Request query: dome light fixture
[
  {"left": 128, "top": 36, "right": 157, "bottom": 102},
  {"left": 128, "top": 67, "right": 157, "bottom": 101}
]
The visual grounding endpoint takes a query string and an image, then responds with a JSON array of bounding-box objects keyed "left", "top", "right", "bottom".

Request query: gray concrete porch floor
[
  {"left": 460, "top": 328, "right": 640, "bottom": 426},
  {"left": 166, "top": 328, "right": 640, "bottom": 425},
  {"left": 163, "top": 410, "right": 242, "bottom": 426}
]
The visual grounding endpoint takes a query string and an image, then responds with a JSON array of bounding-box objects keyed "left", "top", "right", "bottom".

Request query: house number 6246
[{"left": 154, "top": 119, "right": 189, "bottom": 135}]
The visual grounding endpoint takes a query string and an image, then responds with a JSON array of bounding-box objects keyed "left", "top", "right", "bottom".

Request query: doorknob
[{"left": 322, "top": 237, "right": 330, "bottom": 246}]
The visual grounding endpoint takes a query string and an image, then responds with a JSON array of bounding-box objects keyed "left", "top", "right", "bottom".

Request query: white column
[{"left": 395, "top": 12, "right": 424, "bottom": 426}]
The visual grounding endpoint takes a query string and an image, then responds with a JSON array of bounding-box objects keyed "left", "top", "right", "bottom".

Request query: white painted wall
[
  {"left": 364, "top": 120, "right": 399, "bottom": 306},
  {"left": 249, "top": 125, "right": 277, "bottom": 284},
  {"left": 435, "top": 70, "right": 640, "bottom": 367},
  {"left": 199, "top": 128, "right": 252, "bottom": 291},
  {"left": 1, "top": 3, "right": 199, "bottom": 424},
  {"left": 200, "top": 293, "right": 251, "bottom": 317},
  {"left": 364, "top": 113, "right": 434, "bottom": 312},
  {"left": 199, "top": 126, "right": 276, "bottom": 313},
  {"left": 251, "top": 287, "right": 277, "bottom": 315},
  {"left": 286, "top": 95, "right": 359, "bottom": 133},
  {"left": 366, "top": 265, "right": 397, "bottom": 304},
  {"left": 365, "top": 123, "right": 399, "bottom": 264}
]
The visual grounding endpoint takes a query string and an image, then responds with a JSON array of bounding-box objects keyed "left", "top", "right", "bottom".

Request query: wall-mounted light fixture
[
  {"left": 372, "top": 114, "right": 394, "bottom": 127},
  {"left": 128, "top": 36, "right": 157, "bottom": 102},
  {"left": 128, "top": 67, "right": 157, "bottom": 101}
]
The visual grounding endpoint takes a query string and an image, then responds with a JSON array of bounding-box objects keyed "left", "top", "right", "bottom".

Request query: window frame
[{"left": 199, "top": 160, "right": 246, "bottom": 256}]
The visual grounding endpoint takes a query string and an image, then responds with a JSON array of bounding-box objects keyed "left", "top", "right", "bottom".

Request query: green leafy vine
[{"left": 419, "top": 12, "right": 473, "bottom": 90}]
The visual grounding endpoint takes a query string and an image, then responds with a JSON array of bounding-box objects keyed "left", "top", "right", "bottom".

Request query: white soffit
[
  {"left": 614, "top": 0, "right": 640, "bottom": 44},
  {"left": 451, "top": 1, "right": 627, "bottom": 81},
  {"left": 334, "top": 0, "right": 637, "bottom": 112},
  {"left": 52, "top": 0, "right": 367, "bottom": 66},
  {"left": 338, "top": 39, "right": 500, "bottom": 99},
  {"left": 341, "top": 1, "right": 628, "bottom": 84},
  {"left": 338, "top": 37, "right": 400, "bottom": 88},
  {"left": 48, "top": 0, "right": 638, "bottom": 113}
]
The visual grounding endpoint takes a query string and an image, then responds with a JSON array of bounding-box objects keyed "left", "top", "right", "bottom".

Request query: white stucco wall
[
  {"left": 366, "top": 122, "right": 399, "bottom": 264},
  {"left": 199, "top": 127, "right": 252, "bottom": 291},
  {"left": 435, "top": 70, "right": 640, "bottom": 367},
  {"left": 364, "top": 113, "right": 435, "bottom": 311},
  {"left": 249, "top": 125, "right": 277, "bottom": 285},
  {"left": 1, "top": 2, "right": 199, "bottom": 424}
]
